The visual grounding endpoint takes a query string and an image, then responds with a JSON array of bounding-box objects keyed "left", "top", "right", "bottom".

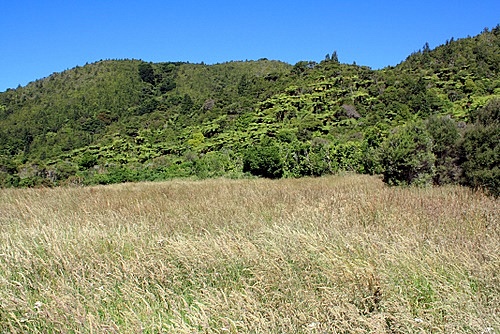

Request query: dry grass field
[{"left": 0, "top": 174, "right": 498, "bottom": 333}]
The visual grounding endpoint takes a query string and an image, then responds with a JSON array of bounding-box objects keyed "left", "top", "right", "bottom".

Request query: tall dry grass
[{"left": 0, "top": 174, "right": 498, "bottom": 333}]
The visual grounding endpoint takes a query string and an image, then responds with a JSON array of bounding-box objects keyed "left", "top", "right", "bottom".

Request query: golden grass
[{"left": 0, "top": 174, "right": 498, "bottom": 333}]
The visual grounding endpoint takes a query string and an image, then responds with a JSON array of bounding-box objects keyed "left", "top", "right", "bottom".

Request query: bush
[
  {"left": 0, "top": 155, "right": 19, "bottom": 187},
  {"left": 0, "top": 172, "right": 19, "bottom": 187},
  {"left": 460, "top": 99, "right": 499, "bottom": 196},
  {"left": 194, "top": 150, "right": 241, "bottom": 179},
  {"left": 78, "top": 152, "right": 98, "bottom": 169},
  {"left": 243, "top": 138, "right": 283, "bottom": 178},
  {"left": 425, "top": 115, "right": 461, "bottom": 185},
  {"left": 379, "top": 121, "right": 435, "bottom": 186},
  {"left": 90, "top": 166, "right": 140, "bottom": 185}
]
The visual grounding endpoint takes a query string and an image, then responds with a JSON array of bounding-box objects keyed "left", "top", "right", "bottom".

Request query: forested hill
[{"left": 0, "top": 26, "right": 499, "bottom": 195}]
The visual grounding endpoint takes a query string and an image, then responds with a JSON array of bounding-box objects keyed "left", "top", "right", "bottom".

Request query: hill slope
[{"left": 0, "top": 26, "right": 499, "bottom": 194}]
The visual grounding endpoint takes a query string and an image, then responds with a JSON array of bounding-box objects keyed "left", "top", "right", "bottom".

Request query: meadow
[{"left": 0, "top": 175, "right": 498, "bottom": 333}]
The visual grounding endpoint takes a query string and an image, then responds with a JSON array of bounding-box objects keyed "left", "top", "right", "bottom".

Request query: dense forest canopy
[{"left": 0, "top": 26, "right": 499, "bottom": 195}]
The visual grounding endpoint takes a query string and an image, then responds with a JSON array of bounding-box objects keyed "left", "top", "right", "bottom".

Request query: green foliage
[
  {"left": 90, "top": 166, "right": 141, "bottom": 185},
  {"left": 425, "top": 115, "right": 461, "bottom": 185},
  {"left": 243, "top": 138, "right": 283, "bottom": 178},
  {"left": 379, "top": 122, "right": 435, "bottom": 186},
  {"left": 460, "top": 99, "right": 500, "bottom": 196},
  {"left": 194, "top": 150, "right": 242, "bottom": 179},
  {"left": 0, "top": 155, "right": 19, "bottom": 187},
  {"left": 0, "top": 172, "right": 19, "bottom": 187},
  {"left": 50, "top": 161, "right": 78, "bottom": 184},
  {"left": 187, "top": 132, "right": 205, "bottom": 150},
  {"left": 78, "top": 151, "right": 98, "bottom": 169},
  {"left": 0, "top": 28, "right": 499, "bottom": 194},
  {"left": 138, "top": 62, "right": 155, "bottom": 85}
]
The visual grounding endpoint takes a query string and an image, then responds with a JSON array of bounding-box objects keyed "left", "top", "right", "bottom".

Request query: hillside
[{"left": 0, "top": 26, "right": 499, "bottom": 194}]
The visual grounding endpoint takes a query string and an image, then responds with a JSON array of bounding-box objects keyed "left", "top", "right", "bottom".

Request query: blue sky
[{"left": 1, "top": 0, "right": 499, "bottom": 92}]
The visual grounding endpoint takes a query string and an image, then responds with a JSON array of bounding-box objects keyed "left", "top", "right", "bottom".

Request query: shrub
[
  {"left": 425, "top": 115, "right": 461, "bottom": 185},
  {"left": 90, "top": 166, "right": 140, "bottom": 185},
  {"left": 460, "top": 99, "right": 499, "bottom": 196},
  {"left": 379, "top": 121, "right": 435, "bottom": 186},
  {"left": 0, "top": 155, "right": 19, "bottom": 187},
  {"left": 243, "top": 138, "right": 283, "bottom": 178},
  {"left": 194, "top": 150, "right": 241, "bottom": 179},
  {"left": 0, "top": 172, "right": 19, "bottom": 187},
  {"left": 78, "top": 152, "right": 98, "bottom": 169}
]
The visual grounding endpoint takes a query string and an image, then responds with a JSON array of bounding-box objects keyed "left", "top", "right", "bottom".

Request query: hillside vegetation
[
  {"left": 0, "top": 175, "right": 498, "bottom": 332},
  {"left": 0, "top": 26, "right": 499, "bottom": 194}
]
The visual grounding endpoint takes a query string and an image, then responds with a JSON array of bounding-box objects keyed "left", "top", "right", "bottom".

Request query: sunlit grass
[{"left": 0, "top": 174, "right": 498, "bottom": 333}]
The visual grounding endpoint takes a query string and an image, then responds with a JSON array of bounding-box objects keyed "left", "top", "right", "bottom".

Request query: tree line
[{"left": 0, "top": 26, "right": 499, "bottom": 196}]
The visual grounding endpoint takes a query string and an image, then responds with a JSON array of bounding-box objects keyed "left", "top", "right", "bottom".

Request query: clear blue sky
[{"left": 1, "top": 0, "right": 498, "bottom": 92}]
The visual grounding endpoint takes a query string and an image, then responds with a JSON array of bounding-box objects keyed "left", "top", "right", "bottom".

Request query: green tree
[
  {"left": 138, "top": 62, "right": 155, "bottom": 85},
  {"left": 331, "top": 50, "right": 339, "bottom": 63},
  {"left": 243, "top": 138, "right": 283, "bottom": 178},
  {"left": 460, "top": 99, "right": 499, "bottom": 196},
  {"left": 181, "top": 94, "right": 194, "bottom": 113},
  {"left": 0, "top": 155, "right": 19, "bottom": 187},
  {"left": 425, "top": 115, "right": 460, "bottom": 185},
  {"left": 379, "top": 121, "right": 435, "bottom": 186},
  {"left": 238, "top": 74, "right": 251, "bottom": 96},
  {"left": 78, "top": 151, "right": 98, "bottom": 169}
]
